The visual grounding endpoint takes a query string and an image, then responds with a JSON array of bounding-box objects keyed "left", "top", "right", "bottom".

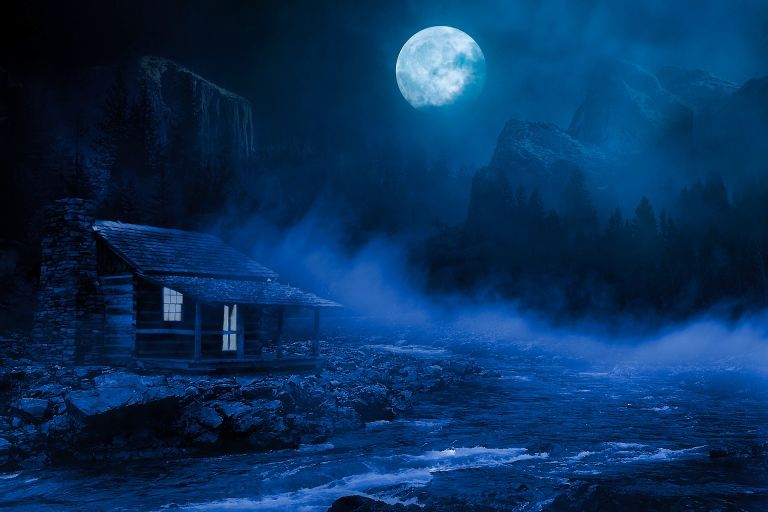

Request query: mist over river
[{"left": 1, "top": 323, "right": 767, "bottom": 511}]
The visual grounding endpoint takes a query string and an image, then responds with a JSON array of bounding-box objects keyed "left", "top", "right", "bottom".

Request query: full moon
[{"left": 396, "top": 26, "right": 486, "bottom": 109}]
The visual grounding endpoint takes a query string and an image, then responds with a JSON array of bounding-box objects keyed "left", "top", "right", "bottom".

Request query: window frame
[
  {"left": 162, "top": 287, "right": 184, "bottom": 322},
  {"left": 222, "top": 304, "right": 238, "bottom": 351}
]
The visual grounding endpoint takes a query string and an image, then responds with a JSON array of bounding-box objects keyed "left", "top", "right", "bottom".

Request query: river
[{"left": 1, "top": 325, "right": 767, "bottom": 511}]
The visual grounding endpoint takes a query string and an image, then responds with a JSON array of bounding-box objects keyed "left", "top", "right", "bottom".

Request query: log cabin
[{"left": 31, "top": 198, "right": 340, "bottom": 371}]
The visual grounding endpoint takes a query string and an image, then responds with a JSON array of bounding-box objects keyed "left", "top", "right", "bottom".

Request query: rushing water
[{"left": 2, "top": 331, "right": 767, "bottom": 511}]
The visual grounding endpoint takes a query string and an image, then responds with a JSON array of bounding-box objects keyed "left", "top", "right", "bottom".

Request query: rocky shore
[{"left": 0, "top": 334, "right": 484, "bottom": 471}]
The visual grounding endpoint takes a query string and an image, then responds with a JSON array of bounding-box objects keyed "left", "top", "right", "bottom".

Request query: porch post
[
  {"left": 311, "top": 308, "right": 320, "bottom": 357},
  {"left": 194, "top": 302, "right": 202, "bottom": 360},
  {"left": 276, "top": 306, "right": 284, "bottom": 358},
  {"left": 255, "top": 307, "right": 263, "bottom": 355},
  {"left": 236, "top": 304, "right": 245, "bottom": 359}
]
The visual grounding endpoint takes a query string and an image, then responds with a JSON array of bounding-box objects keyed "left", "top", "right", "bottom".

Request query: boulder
[
  {"left": 14, "top": 398, "right": 49, "bottom": 421},
  {"left": 545, "top": 482, "right": 702, "bottom": 512},
  {"left": 212, "top": 399, "right": 281, "bottom": 434},
  {"left": 40, "top": 414, "right": 71, "bottom": 436},
  {"left": 66, "top": 372, "right": 183, "bottom": 420},
  {"left": 213, "top": 400, "right": 251, "bottom": 421},
  {"left": 328, "top": 495, "right": 421, "bottom": 512},
  {"left": 352, "top": 384, "right": 393, "bottom": 423},
  {"left": 174, "top": 403, "right": 224, "bottom": 442},
  {"left": 197, "top": 406, "right": 224, "bottom": 430}
]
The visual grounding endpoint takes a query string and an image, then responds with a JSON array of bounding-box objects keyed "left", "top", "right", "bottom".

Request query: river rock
[
  {"left": 0, "top": 337, "right": 484, "bottom": 468},
  {"left": 40, "top": 414, "right": 71, "bottom": 435},
  {"left": 14, "top": 398, "right": 50, "bottom": 421},
  {"left": 352, "top": 384, "right": 394, "bottom": 423},
  {"left": 66, "top": 372, "right": 183, "bottom": 419},
  {"left": 328, "top": 496, "right": 421, "bottom": 512},
  {"left": 212, "top": 399, "right": 282, "bottom": 434},
  {"left": 174, "top": 402, "right": 223, "bottom": 443},
  {"left": 213, "top": 400, "right": 250, "bottom": 421},
  {"left": 197, "top": 406, "right": 224, "bottom": 430},
  {"left": 544, "top": 481, "right": 710, "bottom": 512}
]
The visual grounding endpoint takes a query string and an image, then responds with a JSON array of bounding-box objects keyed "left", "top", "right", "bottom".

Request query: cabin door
[{"left": 222, "top": 304, "right": 238, "bottom": 352}]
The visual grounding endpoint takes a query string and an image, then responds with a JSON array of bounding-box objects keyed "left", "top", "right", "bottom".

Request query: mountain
[
  {"left": 137, "top": 56, "right": 255, "bottom": 176},
  {"left": 693, "top": 75, "right": 768, "bottom": 182},
  {"left": 2, "top": 55, "right": 262, "bottom": 237},
  {"left": 467, "top": 119, "right": 614, "bottom": 228},
  {"left": 568, "top": 59, "right": 692, "bottom": 154},
  {"left": 466, "top": 60, "right": 763, "bottom": 233},
  {"left": 655, "top": 66, "right": 738, "bottom": 112}
]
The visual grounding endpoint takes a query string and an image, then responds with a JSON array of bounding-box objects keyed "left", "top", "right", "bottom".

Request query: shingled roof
[
  {"left": 93, "top": 220, "right": 340, "bottom": 308},
  {"left": 93, "top": 221, "right": 278, "bottom": 280},
  {"left": 147, "top": 275, "right": 341, "bottom": 308}
]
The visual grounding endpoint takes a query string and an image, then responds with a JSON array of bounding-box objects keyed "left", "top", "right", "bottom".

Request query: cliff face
[
  {"left": 137, "top": 56, "right": 255, "bottom": 175},
  {"left": 655, "top": 66, "right": 738, "bottom": 112},
  {"left": 693, "top": 76, "right": 768, "bottom": 182},
  {"left": 485, "top": 120, "right": 610, "bottom": 186},
  {"left": 467, "top": 120, "right": 613, "bottom": 227},
  {"left": 12, "top": 55, "right": 257, "bottom": 194},
  {"left": 568, "top": 60, "right": 692, "bottom": 154}
]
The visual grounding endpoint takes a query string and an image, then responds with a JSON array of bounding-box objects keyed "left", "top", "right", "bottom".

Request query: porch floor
[{"left": 136, "top": 355, "right": 324, "bottom": 373}]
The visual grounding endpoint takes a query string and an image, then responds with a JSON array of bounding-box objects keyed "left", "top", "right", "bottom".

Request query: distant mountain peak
[
  {"left": 567, "top": 58, "right": 692, "bottom": 154},
  {"left": 136, "top": 55, "right": 255, "bottom": 163},
  {"left": 138, "top": 56, "right": 248, "bottom": 104},
  {"left": 655, "top": 65, "right": 738, "bottom": 111}
]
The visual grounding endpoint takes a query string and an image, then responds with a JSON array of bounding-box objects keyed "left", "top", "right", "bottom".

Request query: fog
[{"left": 222, "top": 207, "right": 768, "bottom": 374}]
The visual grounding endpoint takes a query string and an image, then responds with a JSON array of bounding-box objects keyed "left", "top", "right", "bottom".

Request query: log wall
[
  {"left": 135, "top": 277, "right": 196, "bottom": 358},
  {"left": 100, "top": 274, "right": 135, "bottom": 362}
]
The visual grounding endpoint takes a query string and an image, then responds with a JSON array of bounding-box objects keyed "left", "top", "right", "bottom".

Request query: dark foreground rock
[
  {"left": 328, "top": 495, "right": 421, "bottom": 512},
  {"left": 0, "top": 340, "right": 484, "bottom": 470},
  {"left": 544, "top": 481, "right": 764, "bottom": 512}
]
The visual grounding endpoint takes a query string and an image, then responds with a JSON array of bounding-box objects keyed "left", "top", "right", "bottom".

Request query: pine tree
[
  {"left": 606, "top": 206, "right": 624, "bottom": 239},
  {"left": 60, "top": 115, "right": 94, "bottom": 199},
  {"left": 632, "top": 196, "right": 658, "bottom": 240},
  {"left": 131, "top": 81, "right": 161, "bottom": 179},
  {"left": 94, "top": 70, "right": 130, "bottom": 172},
  {"left": 560, "top": 169, "right": 598, "bottom": 237}
]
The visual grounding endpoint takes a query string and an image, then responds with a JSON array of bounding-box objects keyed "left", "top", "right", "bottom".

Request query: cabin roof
[
  {"left": 93, "top": 220, "right": 341, "bottom": 308},
  {"left": 145, "top": 275, "right": 341, "bottom": 308},
  {"left": 93, "top": 220, "right": 278, "bottom": 280}
]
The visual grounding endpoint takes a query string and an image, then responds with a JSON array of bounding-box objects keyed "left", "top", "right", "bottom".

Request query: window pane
[
  {"left": 230, "top": 305, "right": 238, "bottom": 351},
  {"left": 222, "top": 305, "right": 230, "bottom": 350},
  {"left": 162, "top": 287, "right": 183, "bottom": 321}
]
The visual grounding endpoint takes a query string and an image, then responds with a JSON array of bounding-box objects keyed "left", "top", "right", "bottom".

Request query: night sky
[{"left": 4, "top": 0, "right": 768, "bottom": 167}]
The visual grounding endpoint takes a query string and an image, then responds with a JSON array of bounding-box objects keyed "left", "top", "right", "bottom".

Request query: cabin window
[
  {"left": 222, "top": 304, "right": 238, "bottom": 351},
  {"left": 162, "top": 287, "right": 183, "bottom": 321}
]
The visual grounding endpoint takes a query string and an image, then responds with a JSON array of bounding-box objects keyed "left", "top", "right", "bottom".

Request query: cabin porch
[
  {"left": 134, "top": 300, "right": 324, "bottom": 367},
  {"left": 136, "top": 354, "right": 324, "bottom": 373}
]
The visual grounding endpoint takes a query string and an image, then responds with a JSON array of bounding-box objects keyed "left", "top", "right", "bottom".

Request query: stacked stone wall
[{"left": 31, "top": 198, "right": 103, "bottom": 364}]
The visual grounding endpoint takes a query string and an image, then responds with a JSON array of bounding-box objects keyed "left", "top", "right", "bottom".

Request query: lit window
[
  {"left": 222, "top": 304, "right": 238, "bottom": 351},
  {"left": 163, "top": 287, "right": 183, "bottom": 321}
]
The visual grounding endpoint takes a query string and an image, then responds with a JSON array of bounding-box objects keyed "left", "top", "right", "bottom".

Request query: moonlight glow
[{"left": 396, "top": 26, "right": 486, "bottom": 109}]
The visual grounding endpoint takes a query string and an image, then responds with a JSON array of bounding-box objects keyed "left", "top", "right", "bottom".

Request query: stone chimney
[{"left": 31, "top": 198, "right": 102, "bottom": 364}]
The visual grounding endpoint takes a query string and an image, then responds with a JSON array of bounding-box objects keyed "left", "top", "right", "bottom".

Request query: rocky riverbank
[{"left": 0, "top": 335, "right": 484, "bottom": 471}]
